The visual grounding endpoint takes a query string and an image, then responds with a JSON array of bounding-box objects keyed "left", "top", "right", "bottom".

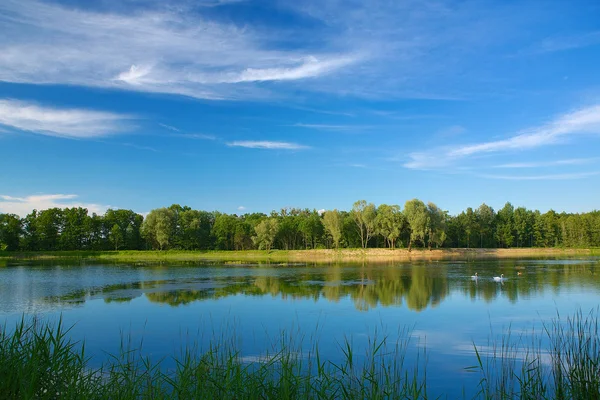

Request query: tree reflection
[{"left": 45, "top": 261, "right": 600, "bottom": 312}]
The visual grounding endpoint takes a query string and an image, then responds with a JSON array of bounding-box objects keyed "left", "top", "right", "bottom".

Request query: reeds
[
  {"left": 0, "top": 319, "right": 425, "bottom": 399},
  {"left": 2, "top": 310, "right": 599, "bottom": 399},
  {"left": 471, "top": 308, "right": 600, "bottom": 399}
]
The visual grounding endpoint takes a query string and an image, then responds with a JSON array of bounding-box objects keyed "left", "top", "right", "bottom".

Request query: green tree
[
  {"left": 60, "top": 207, "right": 90, "bottom": 250},
  {"left": 427, "top": 202, "right": 447, "bottom": 249},
  {"left": 322, "top": 210, "right": 343, "bottom": 248},
  {"left": 351, "top": 200, "right": 377, "bottom": 248},
  {"left": 403, "top": 199, "right": 429, "bottom": 250},
  {"left": 36, "top": 208, "right": 63, "bottom": 251},
  {"left": 141, "top": 208, "right": 176, "bottom": 250},
  {"left": 495, "top": 202, "right": 515, "bottom": 248},
  {"left": 109, "top": 223, "right": 123, "bottom": 250},
  {"left": 0, "top": 213, "right": 22, "bottom": 251},
  {"left": 252, "top": 218, "right": 279, "bottom": 251},
  {"left": 299, "top": 210, "right": 324, "bottom": 249},
  {"left": 514, "top": 207, "right": 533, "bottom": 247},
  {"left": 374, "top": 204, "right": 403, "bottom": 248},
  {"left": 475, "top": 203, "right": 495, "bottom": 248},
  {"left": 212, "top": 213, "right": 238, "bottom": 250}
]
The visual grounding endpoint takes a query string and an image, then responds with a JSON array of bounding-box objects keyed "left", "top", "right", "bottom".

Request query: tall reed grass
[
  {"left": 0, "top": 318, "right": 425, "bottom": 399},
  {"left": 1, "top": 310, "right": 599, "bottom": 399},
  {"left": 470, "top": 308, "right": 600, "bottom": 399}
]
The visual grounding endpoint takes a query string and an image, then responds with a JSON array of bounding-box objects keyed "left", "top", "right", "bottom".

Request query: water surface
[{"left": 1, "top": 258, "right": 599, "bottom": 397}]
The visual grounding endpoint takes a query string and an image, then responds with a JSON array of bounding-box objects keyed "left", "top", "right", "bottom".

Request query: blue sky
[{"left": 1, "top": 0, "right": 600, "bottom": 217}]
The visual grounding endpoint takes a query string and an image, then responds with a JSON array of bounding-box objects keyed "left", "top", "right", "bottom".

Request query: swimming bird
[
  {"left": 493, "top": 274, "right": 504, "bottom": 282},
  {"left": 471, "top": 272, "right": 478, "bottom": 280}
]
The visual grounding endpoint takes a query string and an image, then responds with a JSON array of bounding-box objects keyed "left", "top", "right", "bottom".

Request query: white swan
[
  {"left": 493, "top": 274, "right": 504, "bottom": 282},
  {"left": 471, "top": 272, "right": 478, "bottom": 280}
]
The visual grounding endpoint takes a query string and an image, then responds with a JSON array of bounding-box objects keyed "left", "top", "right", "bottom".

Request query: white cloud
[
  {"left": 477, "top": 172, "right": 600, "bottom": 181},
  {"left": 158, "top": 123, "right": 180, "bottom": 132},
  {"left": 0, "top": 194, "right": 110, "bottom": 217},
  {"left": 493, "top": 158, "right": 599, "bottom": 169},
  {"left": 537, "top": 31, "right": 600, "bottom": 53},
  {"left": 237, "top": 206, "right": 246, "bottom": 211},
  {"left": 405, "top": 104, "right": 600, "bottom": 170},
  {"left": 172, "top": 133, "right": 217, "bottom": 140},
  {"left": 226, "top": 141, "right": 310, "bottom": 150},
  {"left": 216, "top": 56, "right": 357, "bottom": 83},
  {"left": 0, "top": 0, "right": 557, "bottom": 101},
  {"left": 0, "top": 0, "right": 358, "bottom": 100},
  {"left": 159, "top": 123, "right": 216, "bottom": 140},
  {"left": 0, "top": 99, "right": 133, "bottom": 138},
  {"left": 348, "top": 163, "right": 367, "bottom": 168}
]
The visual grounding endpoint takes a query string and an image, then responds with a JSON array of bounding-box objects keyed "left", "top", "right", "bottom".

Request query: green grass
[
  {"left": 470, "top": 309, "right": 600, "bottom": 399},
  {"left": 1, "top": 247, "right": 597, "bottom": 265},
  {"left": 2, "top": 310, "right": 600, "bottom": 399},
  {"left": 0, "top": 318, "right": 425, "bottom": 400}
]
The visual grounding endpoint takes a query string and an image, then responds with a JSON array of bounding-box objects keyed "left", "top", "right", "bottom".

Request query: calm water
[{"left": 1, "top": 258, "right": 599, "bottom": 397}]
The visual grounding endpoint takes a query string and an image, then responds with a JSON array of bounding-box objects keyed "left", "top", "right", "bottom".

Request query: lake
[{"left": 1, "top": 257, "right": 599, "bottom": 398}]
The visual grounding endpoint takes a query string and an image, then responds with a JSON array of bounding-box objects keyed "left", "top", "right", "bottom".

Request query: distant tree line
[{"left": 1, "top": 200, "right": 599, "bottom": 251}]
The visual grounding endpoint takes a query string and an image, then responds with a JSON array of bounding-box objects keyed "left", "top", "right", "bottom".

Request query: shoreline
[{"left": 1, "top": 248, "right": 598, "bottom": 264}]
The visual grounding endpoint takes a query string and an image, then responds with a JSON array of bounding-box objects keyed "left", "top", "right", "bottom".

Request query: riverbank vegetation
[
  {"left": 1, "top": 200, "right": 599, "bottom": 252},
  {"left": 2, "top": 310, "right": 599, "bottom": 399}
]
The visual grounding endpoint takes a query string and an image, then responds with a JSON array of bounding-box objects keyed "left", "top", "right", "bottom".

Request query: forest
[{"left": 1, "top": 200, "right": 599, "bottom": 251}]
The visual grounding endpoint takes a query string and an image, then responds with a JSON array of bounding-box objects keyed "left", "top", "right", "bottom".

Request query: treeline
[{"left": 1, "top": 200, "right": 599, "bottom": 251}]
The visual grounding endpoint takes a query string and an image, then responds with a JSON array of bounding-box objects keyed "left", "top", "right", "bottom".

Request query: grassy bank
[
  {"left": 1, "top": 311, "right": 599, "bottom": 399},
  {"left": 1, "top": 247, "right": 598, "bottom": 265}
]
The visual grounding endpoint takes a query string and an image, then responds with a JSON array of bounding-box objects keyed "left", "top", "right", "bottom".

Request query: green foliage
[
  {"left": 2, "top": 199, "right": 600, "bottom": 252},
  {"left": 252, "top": 218, "right": 279, "bottom": 251},
  {"left": 374, "top": 204, "right": 403, "bottom": 248},
  {"left": 323, "top": 209, "right": 343, "bottom": 248},
  {"left": 0, "top": 213, "right": 22, "bottom": 251},
  {"left": 109, "top": 224, "right": 123, "bottom": 251},
  {"left": 351, "top": 200, "right": 377, "bottom": 248},
  {"left": 403, "top": 199, "right": 429, "bottom": 250}
]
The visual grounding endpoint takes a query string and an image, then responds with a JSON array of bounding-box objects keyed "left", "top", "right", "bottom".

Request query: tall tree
[
  {"left": 404, "top": 199, "right": 429, "bottom": 250},
  {"left": 495, "top": 202, "right": 515, "bottom": 248},
  {"left": 475, "top": 203, "right": 495, "bottom": 248},
  {"left": 351, "top": 200, "right": 377, "bottom": 248},
  {"left": 0, "top": 213, "right": 22, "bottom": 251},
  {"left": 427, "top": 202, "right": 447, "bottom": 249},
  {"left": 252, "top": 218, "right": 279, "bottom": 251},
  {"left": 141, "top": 208, "right": 176, "bottom": 250},
  {"left": 375, "top": 204, "right": 403, "bottom": 248},
  {"left": 299, "top": 210, "right": 324, "bottom": 249},
  {"left": 322, "top": 210, "right": 343, "bottom": 249},
  {"left": 109, "top": 223, "right": 123, "bottom": 250}
]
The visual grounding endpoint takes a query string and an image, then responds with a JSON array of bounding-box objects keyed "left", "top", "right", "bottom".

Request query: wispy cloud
[
  {"left": 214, "top": 56, "right": 357, "bottom": 83},
  {"left": 0, "top": 0, "right": 358, "bottom": 100},
  {"left": 226, "top": 141, "right": 310, "bottom": 150},
  {"left": 0, "top": 194, "right": 110, "bottom": 217},
  {"left": 0, "top": 0, "right": 558, "bottom": 101},
  {"left": 536, "top": 31, "right": 600, "bottom": 53},
  {"left": 0, "top": 99, "right": 133, "bottom": 138},
  {"left": 159, "top": 123, "right": 216, "bottom": 140},
  {"left": 171, "top": 133, "right": 217, "bottom": 140},
  {"left": 477, "top": 171, "right": 600, "bottom": 181},
  {"left": 237, "top": 206, "right": 246, "bottom": 211},
  {"left": 158, "top": 123, "right": 180, "bottom": 132},
  {"left": 493, "top": 158, "right": 599, "bottom": 169},
  {"left": 405, "top": 104, "right": 600, "bottom": 170}
]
